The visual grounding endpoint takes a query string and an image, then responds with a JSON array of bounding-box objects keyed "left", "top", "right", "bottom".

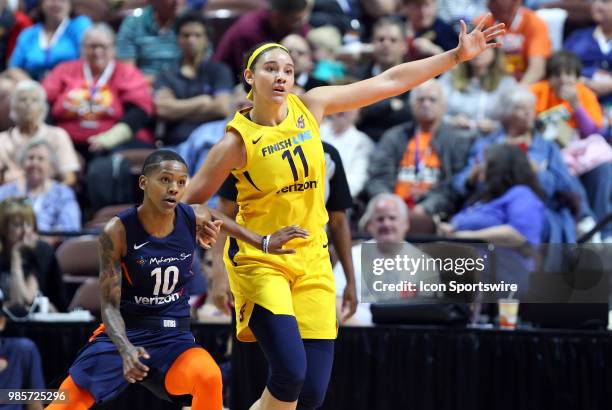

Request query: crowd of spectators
[{"left": 0, "top": 0, "right": 609, "bottom": 319}]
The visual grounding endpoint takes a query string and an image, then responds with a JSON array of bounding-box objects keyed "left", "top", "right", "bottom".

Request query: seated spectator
[
  {"left": 306, "top": 25, "right": 345, "bottom": 84},
  {"left": 320, "top": 100, "right": 374, "bottom": 198},
  {"left": 477, "top": 0, "right": 551, "bottom": 85},
  {"left": 0, "top": 198, "right": 67, "bottom": 315},
  {"left": 453, "top": 87, "right": 586, "bottom": 243},
  {"left": 154, "top": 12, "right": 233, "bottom": 146},
  {"left": 440, "top": 47, "right": 516, "bottom": 136},
  {"left": 0, "top": 0, "right": 32, "bottom": 72},
  {"left": 564, "top": 0, "right": 612, "bottom": 137},
  {"left": 281, "top": 33, "right": 330, "bottom": 91},
  {"left": 0, "top": 80, "right": 80, "bottom": 186},
  {"left": 436, "top": 0, "right": 488, "bottom": 30},
  {"left": 333, "top": 193, "right": 439, "bottom": 324},
  {"left": 309, "top": 0, "right": 398, "bottom": 40},
  {"left": 525, "top": 0, "right": 594, "bottom": 30},
  {"left": 174, "top": 84, "right": 251, "bottom": 181},
  {"left": 43, "top": 23, "right": 154, "bottom": 158},
  {"left": 0, "top": 69, "right": 29, "bottom": 133},
  {"left": 9, "top": 0, "right": 91, "bottom": 80},
  {"left": 213, "top": 0, "right": 312, "bottom": 78},
  {"left": 400, "top": 0, "right": 458, "bottom": 61},
  {"left": 309, "top": 0, "right": 365, "bottom": 38},
  {"left": 367, "top": 80, "right": 472, "bottom": 228},
  {"left": 530, "top": 51, "right": 611, "bottom": 240},
  {"left": 116, "top": 0, "right": 184, "bottom": 81},
  {"left": 531, "top": 51, "right": 604, "bottom": 140},
  {"left": 0, "top": 139, "right": 82, "bottom": 233},
  {"left": 0, "top": 289, "right": 46, "bottom": 399},
  {"left": 355, "top": 17, "right": 412, "bottom": 141},
  {"left": 441, "top": 144, "right": 545, "bottom": 293}
]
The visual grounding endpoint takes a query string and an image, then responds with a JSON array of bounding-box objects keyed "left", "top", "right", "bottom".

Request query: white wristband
[{"left": 262, "top": 235, "right": 271, "bottom": 254}]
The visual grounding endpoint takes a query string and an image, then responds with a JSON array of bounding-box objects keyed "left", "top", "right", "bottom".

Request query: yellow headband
[{"left": 246, "top": 43, "right": 289, "bottom": 100}]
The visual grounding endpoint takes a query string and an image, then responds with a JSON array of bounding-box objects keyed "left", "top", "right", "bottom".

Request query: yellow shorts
[{"left": 223, "top": 233, "right": 337, "bottom": 342}]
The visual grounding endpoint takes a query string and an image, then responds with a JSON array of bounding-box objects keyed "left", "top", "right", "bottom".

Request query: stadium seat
[
  {"left": 56, "top": 235, "right": 100, "bottom": 282},
  {"left": 85, "top": 203, "right": 133, "bottom": 229},
  {"left": 116, "top": 148, "right": 156, "bottom": 175},
  {"left": 68, "top": 278, "right": 101, "bottom": 317}
]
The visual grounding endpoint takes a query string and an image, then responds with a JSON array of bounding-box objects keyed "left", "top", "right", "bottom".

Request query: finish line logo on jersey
[{"left": 261, "top": 130, "right": 313, "bottom": 157}]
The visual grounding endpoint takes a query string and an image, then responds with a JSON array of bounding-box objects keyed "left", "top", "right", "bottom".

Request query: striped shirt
[{"left": 116, "top": 6, "right": 180, "bottom": 77}]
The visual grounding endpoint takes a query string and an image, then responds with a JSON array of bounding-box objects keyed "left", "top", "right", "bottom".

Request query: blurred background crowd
[{"left": 0, "top": 0, "right": 609, "bottom": 326}]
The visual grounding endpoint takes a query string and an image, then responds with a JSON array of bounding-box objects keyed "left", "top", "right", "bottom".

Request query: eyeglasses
[{"left": 84, "top": 43, "right": 111, "bottom": 50}]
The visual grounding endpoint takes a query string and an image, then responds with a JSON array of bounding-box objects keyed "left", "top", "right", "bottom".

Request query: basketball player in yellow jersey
[{"left": 183, "top": 14, "right": 505, "bottom": 410}]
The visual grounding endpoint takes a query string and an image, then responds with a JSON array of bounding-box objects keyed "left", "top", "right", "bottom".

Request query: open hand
[
  {"left": 456, "top": 14, "right": 505, "bottom": 63},
  {"left": 266, "top": 225, "right": 309, "bottom": 254}
]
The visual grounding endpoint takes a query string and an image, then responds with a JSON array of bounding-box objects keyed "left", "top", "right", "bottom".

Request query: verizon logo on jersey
[{"left": 134, "top": 292, "right": 181, "bottom": 305}]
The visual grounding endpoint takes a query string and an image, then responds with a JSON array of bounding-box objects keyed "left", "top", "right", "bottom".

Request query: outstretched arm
[
  {"left": 191, "top": 203, "right": 310, "bottom": 255},
  {"left": 302, "top": 17, "right": 505, "bottom": 120},
  {"left": 99, "top": 218, "right": 150, "bottom": 383},
  {"left": 183, "top": 129, "right": 246, "bottom": 205}
]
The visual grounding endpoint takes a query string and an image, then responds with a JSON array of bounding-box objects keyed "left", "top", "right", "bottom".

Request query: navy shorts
[{"left": 69, "top": 328, "right": 199, "bottom": 403}]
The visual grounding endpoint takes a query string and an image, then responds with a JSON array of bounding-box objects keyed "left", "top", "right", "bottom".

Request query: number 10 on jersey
[{"left": 151, "top": 266, "right": 179, "bottom": 296}]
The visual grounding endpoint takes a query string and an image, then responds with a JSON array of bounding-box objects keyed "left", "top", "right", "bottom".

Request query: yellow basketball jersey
[{"left": 226, "top": 93, "right": 328, "bottom": 249}]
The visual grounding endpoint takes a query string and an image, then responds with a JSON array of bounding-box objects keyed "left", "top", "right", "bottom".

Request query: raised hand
[
  {"left": 456, "top": 13, "right": 505, "bottom": 63},
  {"left": 266, "top": 225, "right": 309, "bottom": 255}
]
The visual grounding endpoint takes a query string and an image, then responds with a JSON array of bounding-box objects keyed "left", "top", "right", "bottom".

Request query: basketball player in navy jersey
[{"left": 47, "top": 150, "right": 307, "bottom": 410}]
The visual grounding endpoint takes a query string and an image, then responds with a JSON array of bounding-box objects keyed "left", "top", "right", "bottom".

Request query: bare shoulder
[
  {"left": 100, "top": 216, "right": 127, "bottom": 258},
  {"left": 215, "top": 127, "right": 247, "bottom": 169},
  {"left": 222, "top": 127, "right": 245, "bottom": 147}
]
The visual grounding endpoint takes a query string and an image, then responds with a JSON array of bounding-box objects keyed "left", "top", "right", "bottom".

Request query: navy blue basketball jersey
[{"left": 117, "top": 203, "right": 197, "bottom": 318}]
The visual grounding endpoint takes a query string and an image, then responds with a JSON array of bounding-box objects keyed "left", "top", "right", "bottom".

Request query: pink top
[{"left": 42, "top": 60, "right": 153, "bottom": 144}]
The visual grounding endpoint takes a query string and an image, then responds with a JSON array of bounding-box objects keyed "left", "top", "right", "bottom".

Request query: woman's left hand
[
  {"left": 196, "top": 219, "right": 223, "bottom": 249},
  {"left": 456, "top": 13, "right": 505, "bottom": 63}
]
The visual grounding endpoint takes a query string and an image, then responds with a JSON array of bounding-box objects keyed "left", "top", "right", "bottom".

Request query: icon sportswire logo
[{"left": 133, "top": 241, "right": 149, "bottom": 250}]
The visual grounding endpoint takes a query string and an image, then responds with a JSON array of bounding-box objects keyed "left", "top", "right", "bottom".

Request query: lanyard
[
  {"left": 594, "top": 26, "right": 612, "bottom": 55},
  {"left": 593, "top": 26, "right": 612, "bottom": 71},
  {"left": 509, "top": 8, "right": 523, "bottom": 32},
  {"left": 83, "top": 60, "right": 116, "bottom": 104},
  {"left": 39, "top": 18, "right": 69, "bottom": 64},
  {"left": 414, "top": 132, "right": 421, "bottom": 174}
]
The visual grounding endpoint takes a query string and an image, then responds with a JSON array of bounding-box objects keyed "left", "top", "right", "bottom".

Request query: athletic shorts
[
  {"left": 69, "top": 326, "right": 199, "bottom": 403},
  {"left": 224, "top": 232, "right": 337, "bottom": 342}
]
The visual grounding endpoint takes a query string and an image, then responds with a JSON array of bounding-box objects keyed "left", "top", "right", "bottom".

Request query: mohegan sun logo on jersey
[{"left": 136, "top": 257, "right": 146, "bottom": 267}]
